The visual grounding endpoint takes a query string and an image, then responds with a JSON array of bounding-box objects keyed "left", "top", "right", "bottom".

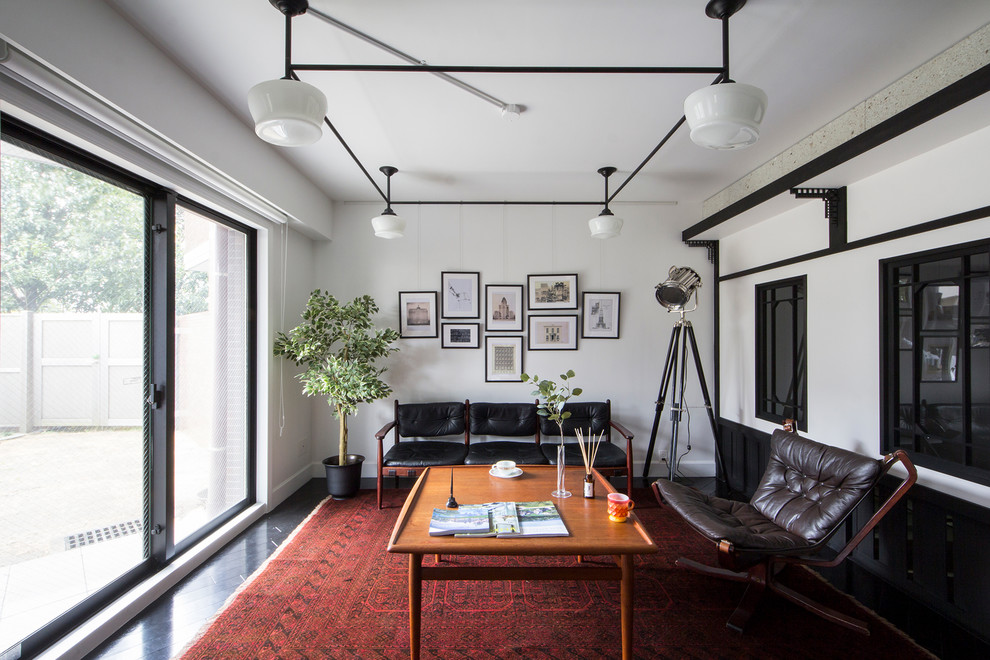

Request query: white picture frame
[
  {"left": 441, "top": 271, "right": 480, "bottom": 318},
  {"left": 485, "top": 335, "right": 524, "bottom": 382},
  {"left": 485, "top": 284, "right": 524, "bottom": 332},
  {"left": 582, "top": 291, "right": 620, "bottom": 338},
  {"left": 398, "top": 291, "right": 438, "bottom": 338},
  {"left": 441, "top": 323, "right": 481, "bottom": 349}
]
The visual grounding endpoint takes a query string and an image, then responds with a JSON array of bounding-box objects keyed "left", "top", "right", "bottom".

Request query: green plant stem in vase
[{"left": 522, "top": 370, "right": 582, "bottom": 499}]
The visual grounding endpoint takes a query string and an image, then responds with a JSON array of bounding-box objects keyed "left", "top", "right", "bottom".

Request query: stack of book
[{"left": 428, "top": 501, "right": 569, "bottom": 537}]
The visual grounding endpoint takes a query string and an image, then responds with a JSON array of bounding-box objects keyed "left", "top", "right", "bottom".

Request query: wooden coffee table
[{"left": 387, "top": 465, "right": 658, "bottom": 659}]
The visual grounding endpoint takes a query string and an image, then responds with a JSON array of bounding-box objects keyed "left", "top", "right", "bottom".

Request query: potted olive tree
[{"left": 274, "top": 291, "right": 399, "bottom": 498}]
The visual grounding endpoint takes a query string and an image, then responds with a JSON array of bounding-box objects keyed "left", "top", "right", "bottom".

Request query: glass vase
[{"left": 552, "top": 444, "right": 571, "bottom": 498}]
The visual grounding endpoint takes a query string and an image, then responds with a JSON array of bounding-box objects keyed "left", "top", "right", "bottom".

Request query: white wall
[
  {"left": 719, "top": 121, "right": 990, "bottom": 506},
  {"left": 303, "top": 202, "right": 720, "bottom": 480}
]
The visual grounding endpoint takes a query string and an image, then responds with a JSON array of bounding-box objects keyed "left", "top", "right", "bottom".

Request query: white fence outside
[{"left": 0, "top": 312, "right": 143, "bottom": 431}]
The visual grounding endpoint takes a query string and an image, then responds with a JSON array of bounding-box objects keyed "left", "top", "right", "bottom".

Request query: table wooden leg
[
  {"left": 409, "top": 553, "right": 422, "bottom": 660},
  {"left": 620, "top": 554, "right": 634, "bottom": 660}
]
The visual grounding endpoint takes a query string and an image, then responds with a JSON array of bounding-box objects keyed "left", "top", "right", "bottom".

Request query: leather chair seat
[
  {"left": 382, "top": 441, "right": 468, "bottom": 468},
  {"left": 654, "top": 480, "right": 810, "bottom": 553},
  {"left": 541, "top": 441, "right": 628, "bottom": 468},
  {"left": 464, "top": 441, "right": 549, "bottom": 465}
]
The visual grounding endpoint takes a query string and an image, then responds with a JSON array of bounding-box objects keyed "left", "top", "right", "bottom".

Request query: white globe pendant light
[
  {"left": 248, "top": 77, "right": 328, "bottom": 147},
  {"left": 683, "top": 82, "right": 767, "bottom": 150},
  {"left": 589, "top": 166, "right": 623, "bottom": 239},
  {"left": 371, "top": 166, "right": 405, "bottom": 239}
]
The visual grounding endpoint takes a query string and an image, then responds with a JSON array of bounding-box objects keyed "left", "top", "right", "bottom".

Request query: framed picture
[
  {"left": 441, "top": 323, "right": 480, "bottom": 349},
  {"left": 398, "top": 291, "right": 438, "bottom": 338},
  {"left": 485, "top": 335, "right": 524, "bottom": 382},
  {"left": 582, "top": 291, "right": 620, "bottom": 339},
  {"left": 441, "top": 271, "right": 480, "bottom": 318},
  {"left": 527, "top": 273, "right": 578, "bottom": 310},
  {"left": 485, "top": 284, "right": 525, "bottom": 332},
  {"left": 528, "top": 315, "right": 578, "bottom": 350}
]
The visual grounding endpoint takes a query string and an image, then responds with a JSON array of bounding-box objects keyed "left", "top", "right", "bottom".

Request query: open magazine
[{"left": 429, "top": 501, "right": 569, "bottom": 537}]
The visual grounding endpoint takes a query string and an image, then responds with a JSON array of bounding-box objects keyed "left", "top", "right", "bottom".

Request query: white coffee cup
[{"left": 493, "top": 460, "right": 517, "bottom": 474}]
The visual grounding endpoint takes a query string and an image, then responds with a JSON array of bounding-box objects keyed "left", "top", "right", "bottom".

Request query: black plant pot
[{"left": 323, "top": 454, "right": 365, "bottom": 499}]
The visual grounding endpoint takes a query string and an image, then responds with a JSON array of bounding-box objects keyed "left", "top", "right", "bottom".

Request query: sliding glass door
[
  {"left": 0, "top": 134, "right": 147, "bottom": 652},
  {"left": 173, "top": 203, "right": 252, "bottom": 546},
  {"left": 0, "top": 119, "right": 255, "bottom": 657}
]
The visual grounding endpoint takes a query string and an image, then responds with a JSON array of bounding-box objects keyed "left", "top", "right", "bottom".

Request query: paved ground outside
[{"left": 0, "top": 428, "right": 212, "bottom": 650}]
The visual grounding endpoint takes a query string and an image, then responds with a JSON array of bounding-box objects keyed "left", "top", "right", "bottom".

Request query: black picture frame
[
  {"left": 581, "top": 291, "right": 620, "bottom": 339},
  {"left": 441, "top": 323, "right": 481, "bottom": 349},
  {"left": 441, "top": 271, "right": 480, "bottom": 318},
  {"left": 527, "top": 315, "right": 579, "bottom": 350},
  {"left": 485, "top": 283, "right": 525, "bottom": 332},
  {"left": 398, "top": 291, "right": 438, "bottom": 338},
  {"left": 527, "top": 273, "right": 578, "bottom": 310},
  {"left": 485, "top": 335, "right": 524, "bottom": 381}
]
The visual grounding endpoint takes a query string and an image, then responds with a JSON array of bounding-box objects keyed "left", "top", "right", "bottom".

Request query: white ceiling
[{"left": 105, "top": 0, "right": 990, "bottom": 211}]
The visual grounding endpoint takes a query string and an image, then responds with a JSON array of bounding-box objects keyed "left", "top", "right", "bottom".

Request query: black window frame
[
  {"left": 1, "top": 114, "right": 257, "bottom": 657},
  {"left": 755, "top": 275, "right": 807, "bottom": 431},
  {"left": 881, "top": 238, "right": 990, "bottom": 487}
]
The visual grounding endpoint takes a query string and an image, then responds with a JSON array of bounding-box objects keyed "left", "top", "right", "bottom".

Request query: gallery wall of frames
[{"left": 398, "top": 271, "right": 620, "bottom": 382}]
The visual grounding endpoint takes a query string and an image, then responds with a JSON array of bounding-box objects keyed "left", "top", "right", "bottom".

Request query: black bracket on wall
[
  {"left": 790, "top": 186, "right": 847, "bottom": 248},
  {"left": 686, "top": 240, "right": 718, "bottom": 266}
]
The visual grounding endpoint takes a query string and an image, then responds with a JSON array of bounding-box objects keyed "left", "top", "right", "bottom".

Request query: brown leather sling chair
[{"left": 653, "top": 428, "right": 917, "bottom": 634}]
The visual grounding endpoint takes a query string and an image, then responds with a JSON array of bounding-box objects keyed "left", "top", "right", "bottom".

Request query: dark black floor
[
  {"left": 83, "top": 477, "right": 988, "bottom": 660},
  {"left": 85, "top": 480, "right": 328, "bottom": 660}
]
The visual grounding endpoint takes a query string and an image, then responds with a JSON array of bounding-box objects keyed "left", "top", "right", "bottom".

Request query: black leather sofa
[{"left": 376, "top": 399, "right": 633, "bottom": 508}]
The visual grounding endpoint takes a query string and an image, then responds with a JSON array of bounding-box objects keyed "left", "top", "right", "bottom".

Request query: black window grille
[
  {"left": 882, "top": 240, "right": 990, "bottom": 486},
  {"left": 756, "top": 276, "right": 807, "bottom": 430}
]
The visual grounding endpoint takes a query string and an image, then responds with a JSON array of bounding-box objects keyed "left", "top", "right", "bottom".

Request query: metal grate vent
[{"left": 64, "top": 520, "right": 143, "bottom": 550}]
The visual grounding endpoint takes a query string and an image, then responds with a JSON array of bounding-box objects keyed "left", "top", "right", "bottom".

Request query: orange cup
[{"left": 607, "top": 492, "right": 635, "bottom": 522}]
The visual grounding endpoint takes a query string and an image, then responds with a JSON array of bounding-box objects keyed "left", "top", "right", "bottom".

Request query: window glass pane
[
  {"left": 0, "top": 139, "right": 146, "bottom": 649},
  {"left": 774, "top": 300, "right": 794, "bottom": 396},
  {"left": 971, "top": 251, "right": 989, "bottom": 273},
  {"left": 921, "top": 285, "right": 959, "bottom": 330},
  {"left": 173, "top": 205, "right": 249, "bottom": 545},
  {"left": 756, "top": 277, "right": 806, "bottom": 428},
  {"left": 972, "top": 277, "right": 989, "bottom": 320},
  {"left": 884, "top": 242, "right": 990, "bottom": 485},
  {"left": 918, "top": 257, "right": 961, "bottom": 281}
]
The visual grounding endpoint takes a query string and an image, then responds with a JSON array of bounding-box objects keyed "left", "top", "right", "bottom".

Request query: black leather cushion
[
  {"left": 465, "top": 442, "right": 549, "bottom": 465},
  {"left": 538, "top": 401, "right": 609, "bottom": 437},
  {"left": 655, "top": 479, "right": 811, "bottom": 554},
  {"left": 397, "top": 402, "right": 465, "bottom": 437},
  {"left": 382, "top": 441, "right": 468, "bottom": 467},
  {"left": 541, "top": 441, "right": 627, "bottom": 468},
  {"left": 751, "top": 430, "right": 882, "bottom": 543},
  {"left": 470, "top": 402, "right": 538, "bottom": 436}
]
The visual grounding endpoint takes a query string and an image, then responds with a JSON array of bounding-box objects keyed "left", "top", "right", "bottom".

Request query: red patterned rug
[{"left": 179, "top": 488, "right": 932, "bottom": 659}]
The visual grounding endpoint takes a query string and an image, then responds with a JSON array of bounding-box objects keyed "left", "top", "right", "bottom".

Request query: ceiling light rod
[
  {"left": 288, "top": 63, "right": 725, "bottom": 75},
  {"left": 306, "top": 6, "right": 511, "bottom": 113},
  {"left": 388, "top": 200, "right": 603, "bottom": 206},
  {"left": 273, "top": 0, "right": 307, "bottom": 78},
  {"left": 707, "top": 0, "right": 747, "bottom": 81},
  {"left": 607, "top": 114, "right": 690, "bottom": 204},
  {"left": 309, "top": 84, "right": 386, "bottom": 201}
]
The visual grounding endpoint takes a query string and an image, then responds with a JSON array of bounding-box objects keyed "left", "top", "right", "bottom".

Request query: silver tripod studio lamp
[
  {"left": 644, "top": 266, "right": 727, "bottom": 491},
  {"left": 655, "top": 266, "right": 703, "bottom": 313}
]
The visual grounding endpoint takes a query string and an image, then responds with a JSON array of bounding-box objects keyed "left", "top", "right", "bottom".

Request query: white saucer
[{"left": 489, "top": 467, "right": 523, "bottom": 479}]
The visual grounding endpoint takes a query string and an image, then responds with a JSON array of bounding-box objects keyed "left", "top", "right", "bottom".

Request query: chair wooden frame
[{"left": 653, "top": 448, "right": 917, "bottom": 634}]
